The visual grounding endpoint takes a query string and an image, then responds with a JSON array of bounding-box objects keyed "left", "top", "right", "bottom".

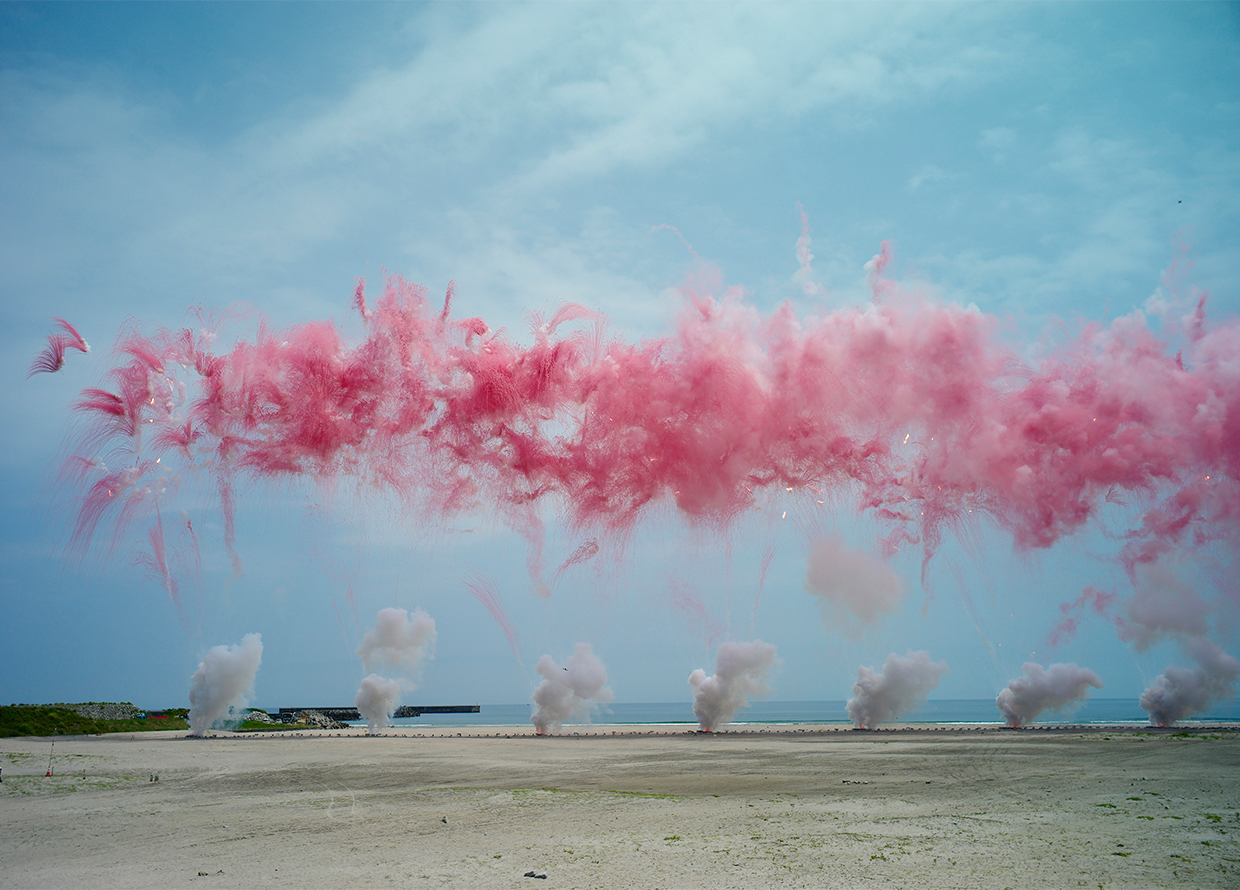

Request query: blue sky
[{"left": 2, "top": 2, "right": 1238, "bottom": 713}]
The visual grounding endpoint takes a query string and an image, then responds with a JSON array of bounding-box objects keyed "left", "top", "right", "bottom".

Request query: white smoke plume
[
  {"left": 355, "top": 673, "right": 402, "bottom": 733},
  {"left": 530, "top": 643, "right": 614, "bottom": 734},
  {"left": 1141, "top": 637, "right": 1240, "bottom": 727},
  {"left": 187, "top": 632, "right": 263, "bottom": 736},
  {"left": 356, "top": 607, "right": 437, "bottom": 670},
  {"left": 528, "top": 644, "right": 615, "bottom": 733},
  {"left": 688, "top": 640, "right": 779, "bottom": 732},
  {"left": 847, "top": 650, "right": 947, "bottom": 729},
  {"left": 996, "top": 662, "right": 1103, "bottom": 727},
  {"left": 1119, "top": 562, "right": 1211, "bottom": 651},
  {"left": 804, "top": 537, "right": 904, "bottom": 627},
  {"left": 354, "top": 608, "right": 436, "bottom": 734},
  {"left": 1117, "top": 562, "right": 1239, "bottom": 726}
]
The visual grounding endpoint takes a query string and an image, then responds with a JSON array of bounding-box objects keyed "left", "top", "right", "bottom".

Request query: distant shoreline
[{"left": 118, "top": 720, "right": 1240, "bottom": 741}]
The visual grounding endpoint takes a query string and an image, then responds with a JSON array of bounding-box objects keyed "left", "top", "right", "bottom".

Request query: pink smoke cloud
[{"left": 49, "top": 243, "right": 1239, "bottom": 674}]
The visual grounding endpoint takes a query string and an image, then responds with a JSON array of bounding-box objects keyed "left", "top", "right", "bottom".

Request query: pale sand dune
[{"left": 2, "top": 726, "right": 1238, "bottom": 889}]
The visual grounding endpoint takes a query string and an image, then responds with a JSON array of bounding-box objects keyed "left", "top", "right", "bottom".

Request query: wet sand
[{"left": 2, "top": 724, "right": 1238, "bottom": 889}]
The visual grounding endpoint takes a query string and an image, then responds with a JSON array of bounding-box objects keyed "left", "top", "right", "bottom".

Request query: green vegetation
[{"left": 0, "top": 705, "right": 188, "bottom": 738}]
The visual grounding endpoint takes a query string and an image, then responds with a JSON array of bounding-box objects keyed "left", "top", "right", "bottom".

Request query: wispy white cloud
[
  {"left": 906, "top": 163, "right": 954, "bottom": 190},
  {"left": 913, "top": 122, "right": 1240, "bottom": 326},
  {"left": 978, "top": 126, "right": 1018, "bottom": 163},
  {"left": 508, "top": 4, "right": 1002, "bottom": 194},
  {"left": 0, "top": 3, "right": 1015, "bottom": 336}
]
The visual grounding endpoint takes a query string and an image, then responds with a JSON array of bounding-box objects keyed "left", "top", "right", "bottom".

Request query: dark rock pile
[{"left": 296, "top": 710, "right": 349, "bottom": 730}]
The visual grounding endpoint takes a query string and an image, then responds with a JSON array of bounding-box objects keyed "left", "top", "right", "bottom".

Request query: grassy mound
[{"left": 0, "top": 705, "right": 189, "bottom": 738}]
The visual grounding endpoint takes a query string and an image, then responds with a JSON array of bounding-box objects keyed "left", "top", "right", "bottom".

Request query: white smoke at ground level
[
  {"left": 354, "top": 608, "right": 437, "bottom": 733},
  {"left": 530, "top": 643, "right": 614, "bottom": 734},
  {"left": 187, "top": 633, "right": 263, "bottom": 737},
  {"left": 1141, "top": 638, "right": 1240, "bottom": 726},
  {"left": 996, "top": 662, "right": 1102, "bottom": 727},
  {"left": 1112, "top": 562, "right": 1239, "bottom": 726},
  {"left": 689, "top": 640, "right": 779, "bottom": 732},
  {"left": 355, "top": 673, "right": 402, "bottom": 733},
  {"left": 847, "top": 650, "right": 946, "bottom": 729}
]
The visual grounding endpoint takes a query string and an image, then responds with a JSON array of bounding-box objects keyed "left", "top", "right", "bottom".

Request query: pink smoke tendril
[
  {"left": 1046, "top": 586, "right": 1119, "bottom": 649},
  {"left": 552, "top": 539, "right": 600, "bottom": 589},
  {"left": 28, "top": 318, "right": 90, "bottom": 377},
  {"left": 464, "top": 572, "right": 520, "bottom": 661},
  {"left": 55, "top": 247, "right": 1238, "bottom": 620}
]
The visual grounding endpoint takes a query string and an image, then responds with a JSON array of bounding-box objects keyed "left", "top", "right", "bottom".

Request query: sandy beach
[{"left": 2, "top": 724, "right": 1237, "bottom": 889}]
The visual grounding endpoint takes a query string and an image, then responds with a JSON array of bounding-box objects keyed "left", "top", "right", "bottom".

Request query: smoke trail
[
  {"left": 530, "top": 643, "right": 613, "bottom": 734},
  {"left": 668, "top": 579, "right": 726, "bottom": 650},
  {"left": 996, "top": 662, "right": 1103, "bottom": 727},
  {"left": 355, "top": 673, "right": 402, "bottom": 733},
  {"left": 1141, "top": 637, "right": 1240, "bottom": 726},
  {"left": 551, "top": 539, "right": 599, "bottom": 588},
  {"left": 464, "top": 573, "right": 520, "bottom": 662},
  {"left": 804, "top": 536, "right": 904, "bottom": 627},
  {"left": 944, "top": 558, "right": 997, "bottom": 667},
  {"left": 187, "top": 633, "right": 263, "bottom": 736},
  {"left": 353, "top": 608, "right": 436, "bottom": 733},
  {"left": 847, "top": 650, "right": 947, "bottom": 729},
  {"left": 133, "top": 508, "right": 180, "bottom": 615},
  {"left": 749, "top": 538, "right": 777, "bottom": 637},
  {"left": 688, "top": 640, "right": 779, "bottom": 732},
  {"left": 793, "top": 205, "right": 827, "bottom": 298}
]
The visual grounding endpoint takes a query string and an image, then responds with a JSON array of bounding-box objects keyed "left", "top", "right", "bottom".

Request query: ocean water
[{"left": 362, "top": 698, "right": 1240, "bottom": 729}]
